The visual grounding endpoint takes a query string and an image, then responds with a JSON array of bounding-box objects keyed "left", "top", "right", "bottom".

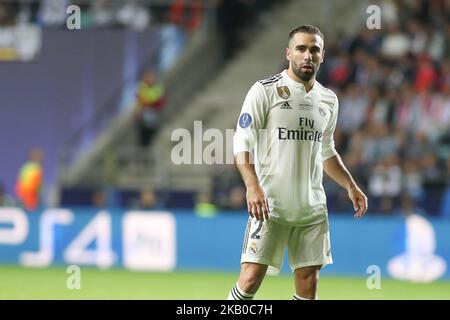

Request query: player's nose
[{"left": 304, "top": 50, "right": 313, "bottom": 61}]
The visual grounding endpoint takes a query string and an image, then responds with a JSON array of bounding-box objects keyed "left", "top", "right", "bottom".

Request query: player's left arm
[
  {"left": 321, "top": 94, "right": 367, "bottom": 218},
  {"left": 323, "top": 155, "right": 368, "bottom": 218}
]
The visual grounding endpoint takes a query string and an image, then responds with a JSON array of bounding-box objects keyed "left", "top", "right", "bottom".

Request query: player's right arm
[
  {"left": 235, "top": 151, "right": 269, "bottom": 221},
  {"left": 233, "top": 82, "right": 270, "bottom": 221}
]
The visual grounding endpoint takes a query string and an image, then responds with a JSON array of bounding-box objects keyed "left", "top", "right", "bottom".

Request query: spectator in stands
[
  {"left": 92, "top": 0, "right": 117, "bottom": 27},
  {"left": 134, "top": 71, "right": 165, "bottom": 147},
  {"left": 135, "top": 187, "right": 160, "bottom": 210},
  {"left": 444, "top": 24, "right": 450, "bottom": 59},
  {"left": 219, "top": 185, "right": 246, "bottom": 211},
  {"left": 195, "top": 192, "right": 218, "bottom": 218},
  {"left": 438, "top": 60, "right": 450, "bottom": 93},
  {"left": 0, "top": 183, "right": 15, "bottom": 207},
  {"left": 92, "top": 189, "right": 109, "bottom": 209},
  {"left": 381, "top": 23, "right": 411, "bottom": 59},
  {"left": 327, "top": 52, "right": 353, "bottom": 89},
  {"left": 213, "top": 164, "right": 244, "bottom": 207},
  {"left": 441, "top": 157, "right": 450, "bottom": 218},
  {"left": 37, "top": 0, "right": 68, "bottom": 26},
  {"left": 348, "top": 29, "right": 382, "bottom": 55},
  {"left": 158, "top": 0, "right": 204, "bottom": 71},
  {"left": 394, "top": 85, "right": 420, "bottom": 132},
  {"left": 421, "top": 152, "right": 442, "bottom": 183},
  {"left": 338, "top": 84, "right": 368, "bottom": 134},
  {"left": 368, "top": 155, "right": 402, "bottom": 213},
  {"left": 15, "top": 148, "right": 44, "bottom": 211},
  {"left": 169, "top": 0, "right": 204, "bottom": 33},
  {"left": 401, "top": 158, "right": 424, "bottom": 202},
  {"left": 117, "top": 0, "right": 151, "bottom": 31},
  {"left": 0, "top": 3, "right": 16, "bottom": 26},
  {"left": 228, "top": 186, "right": 246, "bottom": 210},
  {"left": 414, "top": 54, "right": 438, "bottom": 93}
]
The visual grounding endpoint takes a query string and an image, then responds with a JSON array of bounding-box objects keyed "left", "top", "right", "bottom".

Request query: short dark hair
[{"left": 289, "top": 25, "right": 324, "bottom": 42}]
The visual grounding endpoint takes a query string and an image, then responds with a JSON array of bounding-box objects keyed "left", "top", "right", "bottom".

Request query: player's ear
[
  {"left": 285, "top": 47, "right": 291, "bottom": 61},
  {"left": 320, "top": 49, "right": 325, "bottom": 63}
]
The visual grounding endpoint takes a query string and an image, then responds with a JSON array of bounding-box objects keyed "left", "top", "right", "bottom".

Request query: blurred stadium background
[{"left": 0, "top": 0, "right": 450, "bottom": 300}]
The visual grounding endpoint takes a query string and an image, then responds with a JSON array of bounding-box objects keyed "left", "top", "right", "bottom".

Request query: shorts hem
[
  {"left": 291, "top": 258, "right": 333, "bottom": 272},
  {"left": 241, "top": 256, "right": 282, "bottom": 272}
]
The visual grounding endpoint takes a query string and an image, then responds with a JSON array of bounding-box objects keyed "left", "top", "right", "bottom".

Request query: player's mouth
[{"left": 301, "top": 64, "right": 314, "bottom": 72}]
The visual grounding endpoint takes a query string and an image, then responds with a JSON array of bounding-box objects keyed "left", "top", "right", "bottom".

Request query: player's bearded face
[
  {"left": 287, "top": 33, "right": 324, "bottom": 82},
  {"left": 291, "top": 59, "right": 318, "bottom": 81}
]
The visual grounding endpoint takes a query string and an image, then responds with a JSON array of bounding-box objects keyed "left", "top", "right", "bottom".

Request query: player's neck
[{"left": 286, "top": 68, "right": 315, "bottom": 92}]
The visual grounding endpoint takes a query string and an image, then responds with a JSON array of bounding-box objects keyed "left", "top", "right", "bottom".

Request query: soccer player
[{"left": 228, "top": 25, "right": 368, "bottom": 300}]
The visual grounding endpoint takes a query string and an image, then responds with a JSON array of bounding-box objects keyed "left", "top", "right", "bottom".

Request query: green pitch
[{"left": 0, "top": 265, "right": 449, "bottom": 300}]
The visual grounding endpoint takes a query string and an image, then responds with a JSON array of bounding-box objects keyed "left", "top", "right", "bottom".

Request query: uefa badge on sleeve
[{"left": 239, "top": 113, "right": 252, "bottom": 128}]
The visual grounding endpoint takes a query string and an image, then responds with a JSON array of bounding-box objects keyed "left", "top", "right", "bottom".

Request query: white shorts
[{"left": 241, "top": 217, "right": 333, "bottom": 272}]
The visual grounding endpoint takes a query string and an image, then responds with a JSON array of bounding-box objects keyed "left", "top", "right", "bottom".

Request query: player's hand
[
  {"left": 348, "top": 184, "right": 368, "bottom": 218},
  {"left": 246, "top": 184, "right": 270, "bottom": 221}
]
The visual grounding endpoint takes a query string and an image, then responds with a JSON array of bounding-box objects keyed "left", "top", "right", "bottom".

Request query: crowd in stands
[
  {"left": 210, "top": 0, "right": 450, "bottom": 217},
  {"left": 0, "top": 0, "right": 207, "bottom": 31},
  {"left": 314, "top": 0, "right": 450, "bottom": 216}
]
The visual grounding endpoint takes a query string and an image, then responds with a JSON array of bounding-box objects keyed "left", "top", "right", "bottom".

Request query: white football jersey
[{"left": 233, "top": 70, "right": 339, "bottom": 226}]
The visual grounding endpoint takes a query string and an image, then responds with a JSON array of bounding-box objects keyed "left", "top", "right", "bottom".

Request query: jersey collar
[{"left": 282, "top": 70, "right": 319, "bottom": 97}]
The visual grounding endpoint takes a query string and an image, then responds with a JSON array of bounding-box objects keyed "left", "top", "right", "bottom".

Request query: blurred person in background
[
  {"left": 213, "top": 164, "right": 244, "bottom": 209},
  {"left": 0, "top": 3, "right": 16, "bottom": 27},
  {"left": 0, "top": 183, "right": 16, "bottom": 207},
  {"left": 401, "top": 158, "right": 424, "bottom": 203},
  {"left": 219, "top": 185, "right": 247, "bottom": 211},
  {"left": 169, "top": 0, "right": 204, "bottom": 33},
  {"left": 414, "top": 55, "right": 437, "bottom": 94},
  {"left": 134, "top": 71, "right": 165, "bottom": 148},
  {"left": 116, "top": 0, "right": 151, "bottom": 31},
  {"left": 15, "top": 148, "right": 44, "bottom": 211},
  {"left": 227, "top": 185, "right": 247, "bottom": 210},
  {"left": 194, "top": 191, "right": 218, "bottom": 218},
  {"left": 368, "top": 155, "right": 402, "bottom": 213},
  {"left": 158, "top": 0, "right": 204, "bottom": 71},
  {"left": 91, "top": 189, "right": 109, "bottom": 209},
  {"left": 133, "top": 187, "right": 161, "bottom": 210},
  {"left": 92, "top": 0, "right": 117, "bottom": 28},
  {"left": 441, "top": 157, "right": 450, "bottom": 218},
  {"left": 37, "top": 0, "right": 68, "bottom": 26},
  {"left": 338, "top": 84, "right": 368, "bottom": 135}
]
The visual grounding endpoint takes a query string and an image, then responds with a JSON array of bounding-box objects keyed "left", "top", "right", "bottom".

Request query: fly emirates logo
[{"left": 277, "top": 117, "right": 323, "bottom": 142}]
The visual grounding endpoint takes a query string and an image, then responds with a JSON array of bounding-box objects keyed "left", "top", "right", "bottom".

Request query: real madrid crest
[
  {"left": 319, "top": 107, "right": 326, "bottom": 117},
  {"left": 249, "top": 242, "right": 258, "bottom": 254},
  {"left": 277, "top": 86, "right": 291, "bottom": 99}
]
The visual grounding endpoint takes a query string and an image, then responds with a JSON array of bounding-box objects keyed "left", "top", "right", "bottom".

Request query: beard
[{"left": 291, "top": 60, "right": 317, "bottom": 82}]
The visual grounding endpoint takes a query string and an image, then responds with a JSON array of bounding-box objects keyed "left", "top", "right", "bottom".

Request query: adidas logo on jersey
[{"left": 280, "top": 102, "right": 291, "bottom": 109}]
